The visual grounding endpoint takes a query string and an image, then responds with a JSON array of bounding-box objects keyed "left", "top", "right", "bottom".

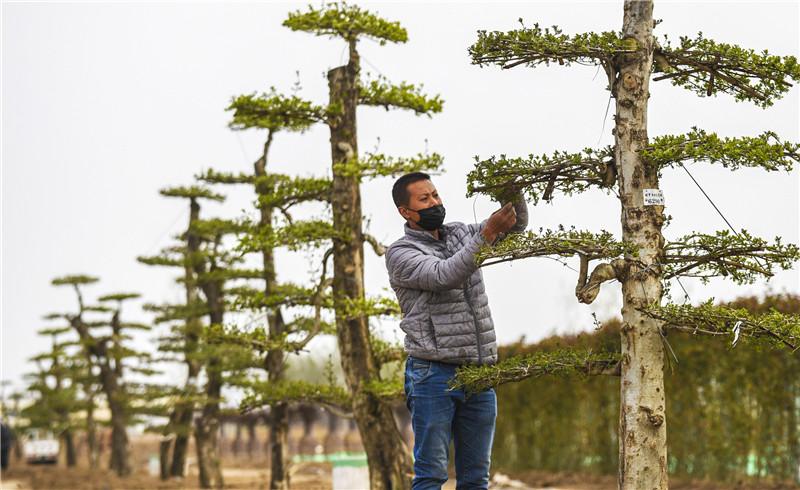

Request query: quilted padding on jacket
[{"left": 385, "top": 219, "right": 497, "bottom": 365}]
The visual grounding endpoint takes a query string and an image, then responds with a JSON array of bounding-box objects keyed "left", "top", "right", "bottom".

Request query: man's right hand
[{"left": 481, "top": 202, "right": 517, "bottom": 244}]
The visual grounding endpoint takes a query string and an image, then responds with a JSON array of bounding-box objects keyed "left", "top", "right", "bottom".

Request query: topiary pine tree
[
  {"left": 49, "top": 275, "right": 153, "bottom": 477},
  {"left": 454, "top": 2, "right": 800, "bottom": 488},
  {"left": 22, "top": 327, "right": 85, "bottom": 467},
  {"left": 277, "top": 3, "right": 450, "bottom": 486},
  {"left": 138, "top": 185, "right": 224, "bottom": 481},
  {"left": 195, "top": 87, "right": 335, "bottom": 489},
  {"left": 139, "top": 185, "right": 255, "bottom": 489}
]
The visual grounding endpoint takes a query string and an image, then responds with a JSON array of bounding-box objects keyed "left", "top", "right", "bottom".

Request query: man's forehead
[{"left": 408, "top": 179, "right": 437, "bottom": 196}]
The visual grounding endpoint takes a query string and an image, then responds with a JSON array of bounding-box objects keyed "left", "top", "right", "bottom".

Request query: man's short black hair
[{"left": 392, "top": 172, "right": 431, "bottom": 208}]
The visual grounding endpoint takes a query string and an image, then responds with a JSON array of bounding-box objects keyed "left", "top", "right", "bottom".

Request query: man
[{"left": 384, "top": 172, "right": 527, "bottom": 489}]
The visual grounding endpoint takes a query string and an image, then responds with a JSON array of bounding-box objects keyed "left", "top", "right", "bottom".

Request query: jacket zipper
[{"left": 463, "top": 281, "right": 482, "bottom": 364}]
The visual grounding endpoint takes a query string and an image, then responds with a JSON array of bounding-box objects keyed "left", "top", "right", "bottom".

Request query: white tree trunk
[{"left": 615, "top": 1, "right": 669, "bottom": 488}]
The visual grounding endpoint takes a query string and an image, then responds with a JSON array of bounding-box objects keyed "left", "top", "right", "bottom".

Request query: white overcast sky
[{"left": 2, "top": 1, "right": 798, "bottom": 394}]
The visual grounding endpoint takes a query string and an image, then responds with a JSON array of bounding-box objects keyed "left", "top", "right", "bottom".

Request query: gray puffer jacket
[{"left": 385, "top": 219, "right": 497, "bottom": 365}]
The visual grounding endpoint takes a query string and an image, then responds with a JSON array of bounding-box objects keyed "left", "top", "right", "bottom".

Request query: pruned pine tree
[
  {"left": 454, "top": 2, "right": 800, "bottom": 489},
  {"left": 22, "top": 327, "right": 84, "bottom": 467},
  {"left": 50, "top": 275, "right": 153, "bottom": 477},
  {"left": 195, "top": 88, "right": 333, "bottom": 490},
  {"left": 138, "top": 185, "right": 223, "bottom": 480},
  {"left": 139, "top": 185, "right": 254, "bottom": 489},
  {"left": 278, "top": 3, "right": 446, "bottom": 486}
]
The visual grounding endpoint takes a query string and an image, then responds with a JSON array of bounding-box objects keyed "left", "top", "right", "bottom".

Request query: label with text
[{"left": 643, "top": 189, "right": 665, "bottom": 206}]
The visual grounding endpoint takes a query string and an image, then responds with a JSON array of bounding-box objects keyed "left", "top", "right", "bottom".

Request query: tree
[
  {"left": 196, "top": 87, "right": 333, "bottom": 489},
  {"left": 281, "top": 3, "right": 446, "bottom": 486},
  {"left": 455, "top": 2, "right": 800, "bottom": 489},
  {"left": 50, "top": 275, "right": 153, "bottom": 476},
  {"left": 139, "top": 185, "right": 224, "bottom": 481},
  {"left": 22, "top": 327, "right": 84, "bottom": 467}
]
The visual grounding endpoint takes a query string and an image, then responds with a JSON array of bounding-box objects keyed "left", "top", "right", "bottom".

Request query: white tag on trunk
[{"left": 643, "top": 189, "right": 665, "bottom": 206}]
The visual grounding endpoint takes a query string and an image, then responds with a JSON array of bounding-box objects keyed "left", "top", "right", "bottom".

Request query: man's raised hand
[{"left": 481, "top": 202, "right": 517, "bottom": 244}]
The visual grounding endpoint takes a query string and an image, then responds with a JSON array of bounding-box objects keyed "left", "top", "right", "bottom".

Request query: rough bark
[
  {"left": 327, "top": 41, "right": 413, "bottom": 489},
  {"left": 613, "top": 1, "right": 668, "bottom": 489},
  {"left": 255, "top": 133, "right": 292, "bottom": 490},
  {"left": 171, "top": 197, "right": 203, "bottom": 478}
]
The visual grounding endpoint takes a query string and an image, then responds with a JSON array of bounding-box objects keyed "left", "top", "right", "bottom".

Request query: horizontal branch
[
  {"left": 470, "top": 23, "right": 632, "bottom": 69},
  {"left": 333, "top": 152, "right": 444, "bottom": 180},
  {"left": 240, "top": 380, "right": 351, "bottom": 413},
  {"left": 476, "top": 227, "right": 632, "bottom": 267},
  {"left": 643, "top": 128, "right": 799, "bottom": 171},
  {"left": 159, "top": 185, "right": 225, "bottom": 202},
  {"left": 664, "top": 230, "right": 799, "bottom": 284},
  {"left": 467, "top": 147, "right": 615, "bottom": 203},
  {"left": 358, "top": 77, "right": 443, "bottom": 116},
  {"left": 655, "top": 33, "right": 800, "bottom": 108},
  {"left": 283, "top": 3, "right": 407, "bottom": 44},
  {"left": 451, "top": 349, "right": 621, "bottom": 394},
  {"left": 226, "top": 90, "right": 327, "bottom": 132},
  {"left": 641, "top": 301, "right": 800, "bottom": 351}
]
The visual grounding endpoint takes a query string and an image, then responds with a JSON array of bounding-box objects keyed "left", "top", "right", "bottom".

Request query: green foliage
[
  {"left": 643, "top": 128, "right": 799, "bottom": 171},
  {"left": 334, "top": 152, "right": 444, "bottom": 180},
  {"left": 283, "top": 2, "right": 408, "bottom": 44},
  {"left": 196, "top": 169, "right": 255, "bottom": 185},
  {"left": 98, "top": 293, "right": 140, "bottom": 303},
  {"left": 159, "top": 185, "right": 225, "bottom": 202},
  {"left": 240, "top": 379, "right": 351, "bottom": 411},
  {"left": 227, "top": 283, "right": 322, "bottom": 311},
  {"left": 467, "top": 147, "right": 615, "bottom": 204},
  {"left": 359, "top": 77, "right": 443, "bottom": 115},
  {"left": 664, "top": 230, "right": 800, "bottom": 284},
  {"left": 470, "top": 23, "right": 630, "bottom": 69},
  {"left": 254, "top": 173, "right": 332, "bottom": 208},
  {"left": 642, "top": 300, "right": 800, "bottom": 351},
  {"left": 452, "top": 348, "right": 620, "bottom": 394},
  {"left": 476, "top": 227, "right": 632, "bottom": 266},
  {"left": 51, "top": 274, "right": 99, "bottom": 287},
  {"left": 236, "top": 219, "right": 342, "bottom": 253},
  {"left": 143, "top": 301, "right": 210, "bottom": 323},
  {"left": 656, "top": 32, "right": 800, "bottom": 107},
  {"left": 227, "top": 89, "right": 328, "bottom": 132}
]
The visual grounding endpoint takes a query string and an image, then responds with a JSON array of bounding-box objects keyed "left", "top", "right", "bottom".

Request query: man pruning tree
[{"left": 385, "top": 172, "right": 527, "bottom": 489}]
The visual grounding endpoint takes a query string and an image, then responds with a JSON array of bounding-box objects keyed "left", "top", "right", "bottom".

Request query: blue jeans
[{"left": 404, "top": 356, "right": 497, "bottom": 490}]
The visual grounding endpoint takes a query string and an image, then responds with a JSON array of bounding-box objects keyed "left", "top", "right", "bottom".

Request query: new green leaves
[
  {"left": 227, "top": 89, "right": 327, "bottom": 132},
  {"left": 451, "top": 348, "right": 621, "bottom": 394},
  {"left": 643, "top": 128, "right": 799, "bottom": 172},
  {"left": 641, "top": 301, "right": 800, "bottom": 351},
  {"left": 284, "top": 2, "right": 407, "bottom": 44},
  {"left": 470, "top": 23, "right": 799, "bottom": 107},
  {"left": 470, "top": 23, "right": 630, "bottom": 69},
  {"left": 655, "top": 33, "right": 800, "bottom": 108},
  {"left": 467, "top": 147, "right": 615, "bottom": 204},
  {"left": 359, "top": 77, "right": 443, "bottom": 116},
  {"left": 664, "top": 230, "right": 800, "bottom": 284}
]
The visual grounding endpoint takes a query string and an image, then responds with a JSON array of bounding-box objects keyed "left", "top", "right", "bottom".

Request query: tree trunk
[
  {"left": 171, "top": 197, "right": 203, "bottom": 478},
  {"left": 255, "top": 134, "right": 292, "bottom": 490},
  {"left": 159, "top": 437, "right": 172, "bottom": 480},
  {"left": 62, "top": 429, "right": 77, "bottom": 467},
  {"left": 327, "top": 41, "right": 413, "bottom": 489},
  {"left": 195, "top": 276, "right": 225, "bottom": 489},
  {"left": 86, "top": 396, "right": 99, "bottom": 469},
  {"left": 105, "top": 312, "right": 131, "bottom": 477},
  {"left": 195, "top": 367, "right": 223, "bottom": 489},
  {"left": 613, "top": 1, "right": 668, "bottom": 489}
]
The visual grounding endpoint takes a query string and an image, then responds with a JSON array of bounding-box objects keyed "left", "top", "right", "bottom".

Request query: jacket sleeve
[{"left": 385, "top": 232, "right": 489, "bottom": 291}]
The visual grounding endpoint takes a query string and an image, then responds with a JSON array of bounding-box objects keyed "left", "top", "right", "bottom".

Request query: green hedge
[{"left": 492, "top": 294, "right": 800, "bottom": 482}]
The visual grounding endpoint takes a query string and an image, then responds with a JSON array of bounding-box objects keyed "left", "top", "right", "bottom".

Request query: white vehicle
[{"left": 23, "top": 429, "right": 59, "bottom": 464}]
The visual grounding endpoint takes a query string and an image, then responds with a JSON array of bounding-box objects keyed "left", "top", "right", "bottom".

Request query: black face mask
[{"left": 407, "top": 204, "right": 446, "bottom": 231}]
